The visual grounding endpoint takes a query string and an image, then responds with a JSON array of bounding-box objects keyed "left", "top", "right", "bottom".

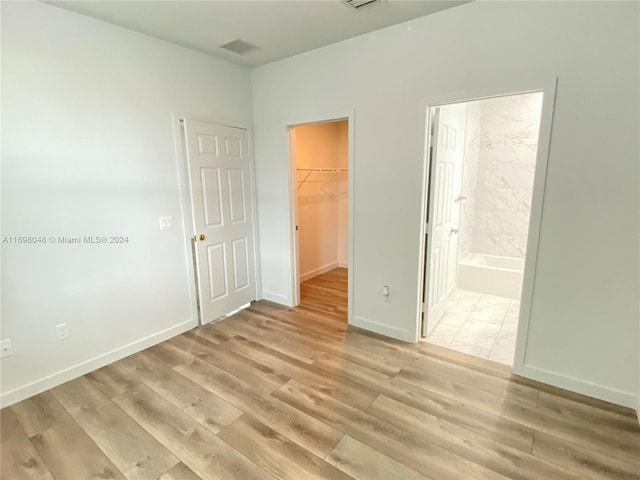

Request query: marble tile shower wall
[
  {"left": 460, "top": 93, "right": 543, "bottom": 260},
  {"left": 458, "top": 101, "right": 481, "bottom": 262}
]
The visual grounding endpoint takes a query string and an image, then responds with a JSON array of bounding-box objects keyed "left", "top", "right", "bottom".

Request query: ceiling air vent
[
  {"left": 220, "top": 39, "right": 259, "bottom": 55},
  {"left": 344, "top": 0, "right": 379, "bottom": 9}
]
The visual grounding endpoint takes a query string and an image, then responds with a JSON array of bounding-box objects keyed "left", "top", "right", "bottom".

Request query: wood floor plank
[
  {"left": 51, "top": 377, "right": 179, "bottom": 480},
  {"left": 326, "top": 435, "right": 430, "bottom": 480},
  {"left": 170, "top": 331, "right": 291, "bottom": 393},
  {"left": 248, "top": 303, "right": 348, "bottom": 339},
  {"left": 158, "top": 462, "right": 202, "bottom": 480},
  {"left": 220, "top": 335, "right": 378, "bottom": 410},
  {"left": 343, "top": 331, "right": 421, "bottom": 365},
  {"left": 85, "top": 363, "right": 141, "bottom": 398},
  {"left": 313, "top": 352, "right": 392, "bottom": 388},
  {"left": 3, "top": 292, "right": 637, "bottom": 480},
  {"left": 274, "top": 380, "right": 509, "bottom": 480},
  {"left": 237, "top": 310, "right": 406, "bottom": 375},
  {"left": 537, "top": 390, "right": 640, "bottom": 435},
  {"left": 211, "top": 312, "right": 326, "bottom": 364},
  {"left": 0, "top": 408, "right": 53, "bottom": 480},
  {"left": 395, "top": 358, "right": 639, "bottom": 461},
  {"left": 367, "top": 394, "right": 584, "bottom": 480},
  {"left": 532, "top": 430, "right": 640, "bottom": 480},
  {"left": 494, "top": 396, "right": 640, "bottom": 462},
  {"left": 191, "top": 323, "right": 233, "bottom": 345},
  {"left": 396, "top": 361, "right": 536, "bottom": 416},
  {"left": 114, "top": 350, "right": 243, "bottom": 434},
  {"left": 30, "top": 419, "right": 126, "bottom": 480},
  {"left": 386, "top": 377, "right": 535, "bottom": 452},
  {"left": 312, "top": 351, "right": 538, "bottom": 453},
  {"left": 175, "top": 356, "right": 344, "bottom": 458},
  {"left": 167, "top": 330, "right": 229, "bottom": 357},
  {"left": 420, "top": 343, "right": 639, "bottom": 419},
  {"left": 219, "top": 414, "right": 351, "bottom": 480},
  {"left": 10, "top": 391, "right": 71, "bottom": 437},
  {"left": 400, "top": 353, "right": 539, "bottom": 407},
  {"left": 144, "top": 341, "right": 193, "bottom": 367},
  {"left": 113, "top": 384, "right": 275, "bottom": 480},
  {"left": 419, "top": 342, "right": 514, "bottom": 378}
]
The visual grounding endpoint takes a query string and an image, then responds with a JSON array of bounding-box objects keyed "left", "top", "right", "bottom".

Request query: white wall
[
  {"left": 293, "top": 122, "right": 348, "bottom": 282},
  {"left": 252, "top": 1, "right": 639, "bottom": 407},
  {"left": 1, "top": 1, "right": 252, "bottom": 406},
  {"left": 336, "top": 122, "right": 349, "bottom": 268}
]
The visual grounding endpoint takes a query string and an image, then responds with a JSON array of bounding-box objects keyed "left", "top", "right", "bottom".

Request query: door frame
[
  {"left": 285, "top": 110, "right": 355, "bottom": 322},
  {"left": 417, "top": 78, "right": 557, "bottom": 375},
  {"left": 172, "top": 112, "right": 262, "bottom": 326}
]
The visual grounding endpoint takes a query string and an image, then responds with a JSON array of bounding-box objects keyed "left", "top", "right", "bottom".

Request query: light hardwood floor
[{"left": 2, "top": 267, "right": 639, "bottom": 480}]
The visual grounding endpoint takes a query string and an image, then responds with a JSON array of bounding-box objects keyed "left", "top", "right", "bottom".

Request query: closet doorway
[{"left": 289, "top": 119, "right": 349, "bottom": 322}]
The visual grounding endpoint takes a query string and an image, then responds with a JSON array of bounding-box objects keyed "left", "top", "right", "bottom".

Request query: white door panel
[
  {"left": 424, "top": 104, "right": 467, "bottom": 336},
  {"left": 184, "top": 119, "right": 256, "bottom": 323}
]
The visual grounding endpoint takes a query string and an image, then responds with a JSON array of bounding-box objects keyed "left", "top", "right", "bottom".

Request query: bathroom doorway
[
  {"left": 422, "top": 91, "right": 546, "bottom": 366},
  {"left": 289, "top": 119, "right": 349, "bottom": 322}
]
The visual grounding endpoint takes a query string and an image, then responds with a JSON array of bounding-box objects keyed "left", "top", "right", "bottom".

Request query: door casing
[
  {"left": 173, "top": 113, "right": 262, "bottom": 326},
  {"left": 286, "top": 110, "right": 355, "bottom": 321},
  {"left": 417, "top": 78, "right": 557, "bottom": 375}
]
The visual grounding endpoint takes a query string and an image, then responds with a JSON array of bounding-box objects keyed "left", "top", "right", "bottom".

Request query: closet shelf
[{"left": 296, "top": 168, "right": 348, "bottom": 190}]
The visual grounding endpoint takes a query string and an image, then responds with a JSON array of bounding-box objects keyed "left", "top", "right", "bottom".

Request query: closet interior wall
[{"left": 294, "top": 121, "right": 348, "bottom": 281}]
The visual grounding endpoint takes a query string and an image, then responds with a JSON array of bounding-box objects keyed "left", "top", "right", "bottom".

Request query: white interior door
[
  {"left": 184, "top": 119, "right": 256, "bottom": 323},
  {"left": 423, "top": 104, "right": 467, "bottom": 336}
]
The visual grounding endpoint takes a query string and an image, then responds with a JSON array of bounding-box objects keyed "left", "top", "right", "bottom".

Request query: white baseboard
[
  {"left": 517, "top": 364, "right": 637, "bottom": 409},
  {"left": 299, "top": 262, "right": 339, "bottom": 283},
  {"left": 261, "top": 290, "right": 291, "bottom": 306},
  {"left": 351, "top": 315, "right": 415, "bottom": 343},
  {"left": 0, "top": 318, "right": 196, "bottom": 408}
]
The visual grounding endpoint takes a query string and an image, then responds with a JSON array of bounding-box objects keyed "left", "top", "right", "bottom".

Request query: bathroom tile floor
[{"left": 425, "top": 289, "right": 520, "bottom": 365}]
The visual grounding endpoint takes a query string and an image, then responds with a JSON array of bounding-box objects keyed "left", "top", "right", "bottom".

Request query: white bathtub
[{"left": 458, "top": 253, "right": 524, "bottom": 299}]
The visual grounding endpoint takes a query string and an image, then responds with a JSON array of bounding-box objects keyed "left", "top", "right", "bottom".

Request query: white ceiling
[{"left": 45, "top": 0, "right": 470, "bottom": 68}]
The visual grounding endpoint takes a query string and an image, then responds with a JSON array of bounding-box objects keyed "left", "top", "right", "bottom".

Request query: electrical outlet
[
  {"left": 56, "top": 323, "right": 70, "bottom": 341},
  {"left": 0, "top": 339, "right": 13, "bottom": 358}
]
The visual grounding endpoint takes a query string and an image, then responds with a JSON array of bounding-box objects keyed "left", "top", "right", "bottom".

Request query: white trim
[
  {"left": 351, "top": 315, "right": 412, "bottom": 342},
  {"left": 172, "top": 114, "right": 201, "bottom": 326},
  {"left": 0, "top": 319, "right": 194, "bottom": 408},
  {"left": 299, "top": 262, "right": 340, "bottom": 283},
  {"left": 513, "top": 78, "right": 558, "bottom": 375},
  {"left": 417, "top": 78, "right": 557, "bottom": 378},
  {"left": 518, "top": 364, "right": 638, "bottom": 410},
  {"left": 261, "top": 290, "right": 291, "bottom": 306},
  {"left": 285, "top": 110, "right": 356, "bottom": 324},
  {"left": 287, "top": 127, "right": 301, "bottom": 307},
  {"left": 338, "top": 261, "right": 348, "bottom": 268},
  {"left": 173, "top": 112, "right": 261, "bottom": 323}
]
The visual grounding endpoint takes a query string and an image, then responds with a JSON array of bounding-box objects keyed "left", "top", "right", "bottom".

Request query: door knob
[
  {"left": 455, "top": 195, "right": 467, "bottom": 202},
  {"left": 450, "top": 228, "right": 459, "bottom": 235},
  {"left": 199, "top": 234, "right": 206, "bottom": 241}
]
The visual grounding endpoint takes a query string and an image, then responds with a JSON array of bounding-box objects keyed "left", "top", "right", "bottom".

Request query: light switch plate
[
  {"left": 159, "top": 216, "right": 174, "bottom": 231},
  {"left": 0, "top": 339, "right": 14, "bottom": 358}
]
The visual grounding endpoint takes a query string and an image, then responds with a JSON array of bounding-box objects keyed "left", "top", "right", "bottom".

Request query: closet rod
[{"left": 296, "top": 167, "right": 348, "bottom": 173}]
